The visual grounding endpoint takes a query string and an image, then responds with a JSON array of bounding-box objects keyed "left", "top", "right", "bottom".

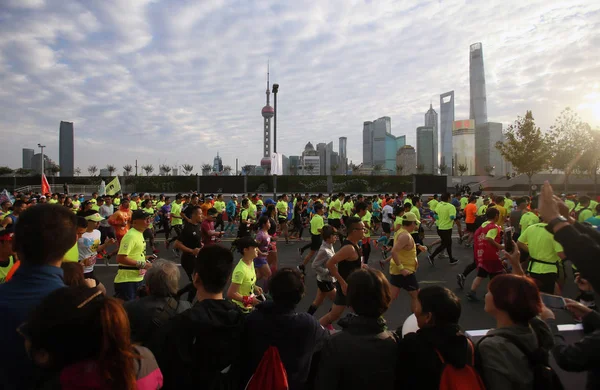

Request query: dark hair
[
  {"left": 412, "top": 196, "right": 420, "bottom": 204},
  {"left": 269, "top": 268, "right": 304, "bottom": 307},
  {"left": 347, "top": 268, "right": 391, "bottom": 318},
  {"left": 488, "top": 274, "right": 542, "bottom": 324},
  {"left": 142, "top": 199, "right": 152, "bottom": 208},
  {"left": 314, "top": 203, "right": 323, "bottom": 211},
  {"left": 403, "top": 202, "right": 412, "bottom": 210},
  {"left": 14, "top": 204, "right": 78, "bottom": 265},
  {"left": 486, "top": 207, "right": 500, "bottom": 220},
  {"left": 418, "top": 286, "right": 461, "bottom": 326},
  {"left": 23, "top": 287, "right": 138, "bottom": 389},
  {"left": 495, "top": 196, "right": 504, "bottom": 204},
  {"left": 346, "top": 216, "right": 362, "bottom": 231},
  {"left": 580, "top": 196, "right": 591, "bottom": 205},
  {"left": 61, "top": 262, "right": 87, "bottom": 287},
  {"left": 77, "top": 216, "right": 89, "bottom": 228},
  {"left": 355, "top": 201, "right": 367, "bottom": 213},
  {"left": 441, "top": 193, "right": 450, "bottom": 202},
  {"left": 242, "top": 198, "right": 249, "bottom": 207},
  {"left": 469, "top": 196, "right": 477, "bottom": 203},
  {"left": 194, "top": 245, "right": 234, "bottom": 293},
  {"left": 516, "top": 197, "right": 529, "bottom": 206},
  {"left": 321, "top": 225, "right": 336, "bottom": 240},
  {"left": 258, "top": 215, "right": 270, "bottom": 229}
]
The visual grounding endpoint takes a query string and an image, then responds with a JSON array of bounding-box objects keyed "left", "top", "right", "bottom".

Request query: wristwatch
[{"left": 545, "top": 216, "right": 568, "bottom": 234}]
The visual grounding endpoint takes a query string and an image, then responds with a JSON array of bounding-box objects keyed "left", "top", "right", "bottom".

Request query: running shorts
[{"left": 390, "top": 273, "right": 419, "bottom": 291}]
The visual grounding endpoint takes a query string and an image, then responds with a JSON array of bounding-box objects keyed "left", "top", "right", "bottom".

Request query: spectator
[
  {"left": 476, "top": 274, "right": 554, "bottom": 390},
  {"left": 61, "top": 261, "right": 100, "bottom": 290},
  {"left": 149, "top": 245, "right": 245, "bottom": 390},
  {"left": 316, "top": 268, "right": 397, "bottom": 390},
  {"left": 0, "top": 204, "right": 77, "bottom": 390},
  {"left": 397, "top": 286, "right": 476, "bottom": 390},
  {"left": 243, "top": 268, "right": 329, "bottom": 389},
  {"left": 123, "top": 260, "right": 191, "bottom": 346},
  {"left": 18, "top": 286, "right": 163, "bottom": 390}
]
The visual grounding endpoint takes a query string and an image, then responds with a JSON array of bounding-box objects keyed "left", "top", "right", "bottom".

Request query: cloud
[{"left": 0, "top": 0, "right": 599, "bottom": 174}]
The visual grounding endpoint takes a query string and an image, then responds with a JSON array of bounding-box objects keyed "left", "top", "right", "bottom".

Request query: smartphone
[
  {"left": 540, "top": 293, "right": 566, "bottom": 310},
  {"left": 504, "top": 228, "right": 514, "bottom": 253},
  {"left": 257, "top": 294, "right": 266, "bottom": 302}
]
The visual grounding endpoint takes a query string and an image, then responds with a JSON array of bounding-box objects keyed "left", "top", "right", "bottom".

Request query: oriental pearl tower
[{"left": 260, "top": 65, "right": 274, "bottom": 171}]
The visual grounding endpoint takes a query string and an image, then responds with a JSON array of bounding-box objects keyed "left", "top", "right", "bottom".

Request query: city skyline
[{"left": 0, "top": 1, "right": 599, "bottom": 172}]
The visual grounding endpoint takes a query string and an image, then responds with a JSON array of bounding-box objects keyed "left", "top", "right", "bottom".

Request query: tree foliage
[
  {"left": 142, "top": 165, "right": 154, "bottom": 176},
  {"left": 181, "top": 164, "right": 194, "bottom": 175},
  {"left": 159, "top": 164, "right": 172, "bottom": 176},
  {"left": 87, "top": 165, "right": 98, "bottom": 176},
  {"left": 439, "top": 163, "right": 448, "bottom": 174},
  {"left": 0, "top": 166, "right": 14, "bottom": 175},
  {"left": 75, "top": 167, "right": 81, "bottom": 176},
  {"left": 457, "top": 164, "right": 467, "bottom": 176},
  {"left": 123, "top": 165, "right": 133, "bottom": 176},
  {"left": 106, "top": 165, "right": 117, "bottom": 176}
]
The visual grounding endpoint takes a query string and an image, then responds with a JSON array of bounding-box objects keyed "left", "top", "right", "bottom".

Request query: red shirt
[{"left": 201, "top": 220, "right": 216, "bottom": 246}]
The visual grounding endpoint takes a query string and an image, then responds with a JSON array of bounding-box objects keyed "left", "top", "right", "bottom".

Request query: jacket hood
[
  {"left": 188, "top": 299, "right": 245, "bottom": 331},
  {"left": 417, "top": 325, "right": 470, "bottom": 368},
  {"left": 338, "top": 313, "right": 388, "bottom": 334},
  {"left": 486, "top": 317, "right": 554, "bottom": 352}
]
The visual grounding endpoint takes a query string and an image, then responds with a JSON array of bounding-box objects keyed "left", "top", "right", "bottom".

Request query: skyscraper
[
  {"left": 396, "top": 145, "right": 417, "bottom": 175},
  {"left": 22, "top": 148, "right": 34, "bottom": 170},
  {"left": 261, "top": 67, "right": 274, "bottom": 170},
  {"left": 339, "top": 137, "right": 347, "bottom": 174},
  {"left": 363, "top": 116, "right": 396, "bottom": 172},
  {"left": 424, "top": 103, "right": 439, "bottom": 173},
  {"left": 416, "top": 126, "right": 435, "bottom": 174},
  {"left": 440, "top": 91, "right": 455, "bottom": 174},
  {"left": 469, "top": 43, "right": 488, "bottom": 127},
  {"left": 453, "top": 120, "right": 476, "bottom": 176},
  {"left": 475, "top": 122, "right": 507, "bottom": 176},
  {"left": 59, "top": 121, "right": 74, "bottom": 177},
  {"left": 212, "top": 152, "right": 223, "bottom": 173}
]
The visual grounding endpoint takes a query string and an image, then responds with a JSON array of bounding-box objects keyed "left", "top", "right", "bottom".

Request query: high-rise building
[
  {"left": 440, "top": 91, "right": 455, "bottom": 174},
  {"left": 261, "top": 67, "right": 274, "bottom": 171},
  {"left": 469, "top": 43, "right": 488, "bottom": 127},
  {"left": 212, "top": 152, "right": 223, "bottom": 173},
  {"left": 475, "top": 122, "right": 508, "bottom": 176},
  {"left": 31, "top": 153, "right": 53, "bottom": 175},
  {"left": 59, "top": 121, "right": 74, "bottom": 177},
  {"left": 363, "top": 116, "right": 399, "bottom": 172},
  {"left": 396, "top": 145, "right": 417, "bottom": 175},
  {"left": 453, "top": 120, "right": 476, "bottom": 176},
  {"left": 339, "top": 137, "right": 348, "bottom": 174},
  {"left": 363, "top": 121, "right": 374, "bottom": 167},
  {"left": 424, "top": 103, "right": 439, "bottom": 173},
  {"left": 416, "top": 126, "right": 435, "bottom": 174},
  {"left": 22, "top": 148, "right": 34, "bottom": 170},
  {"left": 289, "top": 155, "right": 301, "bottom": 175},
  {"left": 396, "top": 135, "right": 406, "bottom": 151},
  {"left": 301, "top": 142, "right": 320, "bottom": 175}
]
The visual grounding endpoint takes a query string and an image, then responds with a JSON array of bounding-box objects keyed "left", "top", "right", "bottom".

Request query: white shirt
[
  {"left": 99, "top": 204, "right": 114, "bottom": 227},
  {"left": 78, "top": 230, "right": 101, "bottom": 274},
  {"left": 382, "top": 205, "right": 394, "bottom": 224}
]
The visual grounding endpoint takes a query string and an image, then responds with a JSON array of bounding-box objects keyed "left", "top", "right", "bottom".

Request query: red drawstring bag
[{"left": 245, "top": 346, "right": 289, "bottom": 390}]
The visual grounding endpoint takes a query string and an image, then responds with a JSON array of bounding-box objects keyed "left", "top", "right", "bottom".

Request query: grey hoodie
[
  {"left": 477, "top": 317, "right": 554, "bottom": 390},
  {"left": 312, "top": 242, "right": 336, "bottom": 282}
]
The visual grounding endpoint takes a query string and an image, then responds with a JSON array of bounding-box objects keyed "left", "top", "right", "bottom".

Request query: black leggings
[
  {"left": 181, "top": 254, "right": 197, "bottom": 302},
  {"left": 362, "top": 241, "right": 371, "bottom": 264},
  {"left": 168, "top": 225, "right": 183, "bottom": 244},
  {"left": 462, "top": 260, "right": 477, "bottom": 277},
  {"left": 215, "top": 214, "right": 224, "bottom": 231},
  {"left": 431, "top": 228, "right": 453, "bottom": 259}
]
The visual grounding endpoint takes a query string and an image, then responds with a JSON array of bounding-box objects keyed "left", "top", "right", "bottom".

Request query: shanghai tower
[{"left": 469, "top": 43, "right": 488, "bottom": 126}]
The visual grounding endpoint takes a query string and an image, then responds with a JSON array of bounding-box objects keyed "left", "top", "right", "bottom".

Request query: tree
[
  {"left": 0, "top": 166, "right": 14, "bottom": 175},
  {"left": 396, "top": 164, "right": 404, "bottom": 175},
  {"left": 159, "top": 164, "right": 171, "bottom": 176},
  {"left": 123, "top": 165, "right": 133, "bottom": 176},
  {"left": 484, "top": 165, "right": 494, "bottom": 176},
  {"left": 49, "top": 164, "right": 60, "bottom": 176},
  {"left": 305, "top": 164, "right": 315, "bottom": 175},
  {"left": 201, "top": 164, "right": 213, "bottom": 176},
  {"left": 87, "top": 165, "right": 98, "bottom": 176},
  {"left": 182, "top": 164, "right": 194, "bottom": 175},
  {"left": 372, "top": 164, "right": 383, "bottom": 175},
  {"left": 142, "top": 164, "right": 154, "bottom": 176},
  {"left": 577, "top": 127, "right": 600, "bottom": 194},
  {"left": 548, "top": 108, "right": 590, "bottom": 192},
  {"left": 495, "top": 111, "right": 551, "bottom": 195},
  {"left": 75, "top": 167, "right": 81, "bottom": 176},
  {"left": 241, "top": 165, "right": 255, "bottom": 175},
  {"left": 457, "top": 164, "right": 467, "bottom": 176},
  {"left": 439, "top": 163, "right": 448, "bottom": 175},
  {"left": 416, "top": 164, "right": 424, "bottom": 174},
  {"left": 15, "top": 168, "right": 32, "bottom": 175},
  {"left": 223, "top": 165, "right": 232, "bottom": 175},
  {"left": 106, "top": 165, "right": 116, "bottom": 176}
]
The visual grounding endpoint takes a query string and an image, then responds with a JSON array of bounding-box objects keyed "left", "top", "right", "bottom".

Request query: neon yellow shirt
[
  {"left": 520, "top": 211, "right": 540, "bottom": 233},
  {"left": 231, "top": 259, "right": 256, "bottom": 312},
  {"left": 518, "top": 223, "right": 563, "bottom": 274},
  {"left": 390, "top": 229, "right": 417, "bottom": 274},
  {"left": 171, "top": 202, "right": 183, "bottom": 226},
  {"left": 310, "top": 214, "right": 324, "bottom": 236},
  {"left": 115, "top": 228, "right": 146, "bottom": 283},
  {"left": 214, "top": 201, "right": 226, "bottom": 213},
  {"left": 276, "top": 201, "right": 288, "bottom": 218},
  {"left": 63, "top": 243, "right": 79, "bottom": 262},
  {"left": 435, "top": 202, "right": 456, "bottom": 230},
  {"left": 329, "top": 199, "right": 342, "bottom": 219}
]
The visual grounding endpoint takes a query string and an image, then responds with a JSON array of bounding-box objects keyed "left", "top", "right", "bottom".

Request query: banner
[
  {"left": 0, "top": 189, "right": 14, "bottom": 205},
  {"left": 99, "top": 180, "right": 106, "bottom": 196},
  {"left": 41, "top": 174, "right": 51, "bottom": 195},
  {"left": 105, "top": 176, "right": 121, "bottom": 196}
]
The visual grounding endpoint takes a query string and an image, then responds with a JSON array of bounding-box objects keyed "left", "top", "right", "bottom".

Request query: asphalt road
[{"left": 93, "top": 224, "right": 578, "bottom": 332}]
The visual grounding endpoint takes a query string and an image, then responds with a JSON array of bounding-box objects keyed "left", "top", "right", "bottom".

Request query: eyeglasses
[{"left": 352, "top": 227, "right": 368, "bottom": 232}]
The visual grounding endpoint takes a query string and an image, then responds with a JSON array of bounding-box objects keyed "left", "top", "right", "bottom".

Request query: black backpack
[{"left": 477, "top": 333, "right": 564, "bottom": 390}]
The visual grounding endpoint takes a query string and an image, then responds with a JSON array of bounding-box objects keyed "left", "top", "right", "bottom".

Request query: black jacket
[
  {"left": 242, "top": 301, "right": 328, "bottom": 390},
  {"left": 554, "top": 223, "right": 600, "bottom": 292},
  {"left": 547, "top": 311, "right": 600, "bottom": 390},
  {"left": 147, "top": 299, "right": 245, "bottom": 390},
  {"left": 395, "top": 324, "right": 471, "bottom": 390},
  {"left": 315, "top": 314, "right": 398, "bottom": 390}
]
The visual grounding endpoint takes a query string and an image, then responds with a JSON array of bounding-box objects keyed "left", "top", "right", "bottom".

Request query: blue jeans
[{"left": 114, "top": 281, "right": 144, "bottom": 301}]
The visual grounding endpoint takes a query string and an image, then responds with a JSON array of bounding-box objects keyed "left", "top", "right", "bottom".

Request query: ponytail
[{"left": 98, "top": 297, "right": 140, "bottom": 390}]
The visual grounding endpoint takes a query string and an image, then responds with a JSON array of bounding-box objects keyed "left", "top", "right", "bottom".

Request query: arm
[
  {"left": 97, "top": 238, "right": 116, "bottom": 253},
  {"left": 517, "top": 241, "right": 529, "bottom": 253},
  {"left": 116, "top": 253, "right": 151, "bottom": 268},
  {"left": 226, "top": 282, "right": 259, "bottom": 306},
  {"left": 326, "top": 246, "right": 354, "bottom": 291},
  {"left": 486, "top": 236, "right": 503, "bottom": 251},
  {"left": 174, "top": 239, "right": 200, "bottom": 256}
]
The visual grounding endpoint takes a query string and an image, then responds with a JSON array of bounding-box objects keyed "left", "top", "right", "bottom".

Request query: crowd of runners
[{"left": 1, "top": 181, "right": 600, "bottom": 389}]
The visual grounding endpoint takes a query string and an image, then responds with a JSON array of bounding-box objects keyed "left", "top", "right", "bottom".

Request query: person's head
[
  {"left": 347, "top": 268, "right": 392, "bottom": 318},
  {"left": 61, "top": 262, "right": 87, "bottom": 287},
  {"left": 433, "top": 194, "right": 438, "bottom": 200},
  {"left": 580, "top": 195, "right": 591, "bottom": 207},
  {"left": 188, "top": 205, "right": 203, "bottom": 223},
  {"left": 141, "top": 199, "right": 152, "bottom": 209},
  {"left": 412, "top": 196, "right": 421, "bottom": 207},
  {"left": 469, "top": 196, "right": 477, "bottom": 204},
  {"left": 441, "top": 193, "right": 450, "bottom": 202},
  {"left": 516, "top": 197, "right": 529, "bottom": 210},
  {"left": 415, "top": 286, "right": 461, "bottom": 328},
  {"left": 96, "top": 197, "right": 104, "bottom": 206},
  {"left": 495, "top": 196, "right": 505, "bottom": 206},
  {"left": 14, "top": 204, "right": 78, "bottom": 266},
  {"left": 206, "top": 207, "right": 219, "bottom": 222},
  {"left": 354, "top": 201, "right": 367, "bottom": 217},
  {"left": 104, "top": 196, "right": 112, "bottom": 205},
  {"left": 131, "top": 210, "right": 151, "bottom": 231},
  {"left": 403, "top": 202, "right": 412, "bottom": 212},
  {"left": 83, "top": 210, "right": 104, "bottom": 231},
  {"left": 164, "top": 196, "right": 171, "bottom": 205},
  {"left": 321, "top": 225, "right": 337, "bottom": 244},
  {"left": 346, "top": 216, "right": 365, "bottom": 241},
  {"left": 265, "top": 204, "right": 276, "bottom": 218},
  {"left": 1, "top": 200, "right": 11, "bottom": 211},
  {"left": 12, "top": 200, "right": 24, "bottom": 214},
  {"left": 486, "top": 207, "right": 500, "bottom": 223},
  {"left": 193, "top": 245, "right": 234, "bottom": 295},
  {"left": 485, "top": 274, "right": 542, "bottom": 325},
  {"left": 314, "top": 203, "right": 324, "bottom": 215},
  {"left": 595, "top": 203, "right": 600, "bottom": 215},
  {"left": 175, "top": 194, "right": 183, "bottom": 203},
  {"left": 120, "top": 199, "right": 130, "bottom": 209},
  {"left": 237, "top": 236, "right": 260, "bottom": 258},
  {"left": 242, "top": 198, "right": 249, "bottom": 208},
  {"left": 144, "top": 260, "right": 180, "bottom": 297},
  {"left": 269, "top": 268, "right": 305, "bottom": 308},
  {"left": 76, "top": 216, "right": 88, "bottom": 239},
  {"left": 19, "top": 287, "right": 138, "bottom": 389},
  {"left": 0, "top": 227, "right": 15, "bottom": 260},
  {"left": 64, "top": 196, "right": 72, "bottom": 205},
  {"left": 204, "top": 196, "right": 212, "bottom": 204},
  {"left": 401, "top": 212, "right": 420, "bottom": 233},
  {"left": 483, "top": 197, "right": 490, "bottom": 205},
  {"left": 91, "top": 192, "right": 98, "bottom": 199},
  {"left": 257, "top": 215, "right": 270, "bottom": 231}
]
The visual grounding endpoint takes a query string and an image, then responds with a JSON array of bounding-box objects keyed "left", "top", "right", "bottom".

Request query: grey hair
[{"left": 144, "top": 259, "right": 180, "bottom": 297}]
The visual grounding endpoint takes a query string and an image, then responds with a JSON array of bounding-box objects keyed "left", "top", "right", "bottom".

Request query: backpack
[
  {"left": 245, "top": 346, "right": 289, "bottom": 390},
  {"left": 436, "top": 339, "right": 485, "bottom": 390},
  {"left": 477, "top": 333, "right": 564, "bottom": 390}
]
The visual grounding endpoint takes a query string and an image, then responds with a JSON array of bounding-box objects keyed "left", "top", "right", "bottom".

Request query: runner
[
  {"left": 227, "top": 237, "right": 264, "bottom": 313},
  {"left": 201, "top": 207, "right": 225, "bottom": 247},
  {"left": 298, "top": 203, "right": 325, "bottom": 274},
  {"left": 141, "top": 199, "right": 158, "bottom": 254},
  {"left": 174, "top": 205, "right": 203, "bottom": 302},
  {"left": 78, "top": 211, "right": 114, "bottom": 291},
  {"left": 1, "top": 200, "right": 23, "bottom": 230},
  {"left": 253, "top": 215, "right": 272, "bottom": 282},
  {"left": 237, "top": 198, "right": 254, "bottom": 238},
  {"left": 213, "top": 194, "right": 226, "bottom": 232},
  {"left": 224, "top": 194, "right": 238, "bottom": 236},
  {"left": 463, "top": 196, "right": 478, "bottom": 246},
  {"left": 276, "top": 194, "right": 290, "bottom": 244},
  {"left": 108, "top": 198, "right": 132, "bottom": 245},
  {"left": 307, "top": 225, "right": 338, "bottom": 326},
  {"left": 428, "top": 193, "right": 459, "bottom": 266},
  {"left": 319, "top": 216, "right": 364, "bottom": 328},
  {"left": 355, "top": 201, "right": 372, "bottom": 264},
  {"left": 167, "top": 194, "right": 184, "bottom": 256},
  {"left": 0, "top": 227, "right": 15, "bottom": 284}
]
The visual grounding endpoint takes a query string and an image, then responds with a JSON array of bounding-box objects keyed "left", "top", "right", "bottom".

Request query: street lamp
[
  {"left": 272, "top": 83, "right": 279, "bottom": 153},
  {"left": 37, "top": 143, "right": 46, "bottom": 176}
]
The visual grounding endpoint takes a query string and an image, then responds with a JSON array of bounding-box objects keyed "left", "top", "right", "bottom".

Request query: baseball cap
[
  {"left": 402, "top": 212, "right": 420, "bottom": 224},
  {"left": 84, "top": 213, "right": 104, "bottom": 222},
  {"left": 236, "top": 236, "right": 260, "bottom": 250},
  {"left": 232, "top": 194, "right": 238, "bottom": 198},
  {"left": 40, "top": 195, "right": 46, "bottom": 199},
  {"left": 265, "top": 198, "right": 276, "bottom": 205},
  {"left": 131, "top": 193, "right": 139, "bottom": 197},
  {"left": 131, "top": 210, "right": 152, "bottom": 220}
]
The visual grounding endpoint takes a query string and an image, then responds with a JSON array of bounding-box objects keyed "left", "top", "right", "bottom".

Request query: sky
[{"left": 1, "top": 0, "right": 599, "bottom": 174}]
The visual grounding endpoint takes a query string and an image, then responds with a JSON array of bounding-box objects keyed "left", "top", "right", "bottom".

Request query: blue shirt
[
  {"left": 0, "top": 264, "right": 65, "bottom": 390},
  {"left": 226, "top": 200, "right": 237, "bottom": 217}
]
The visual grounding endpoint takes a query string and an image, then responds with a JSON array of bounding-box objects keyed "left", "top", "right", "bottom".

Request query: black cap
[
  {"left": 131, "top": 210, "right": 152, "bottom": 221},
  {"left": 236, "top": 236, "right": 260, "bottom": 250}
]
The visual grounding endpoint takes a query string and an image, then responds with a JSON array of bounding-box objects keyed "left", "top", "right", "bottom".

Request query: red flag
[{"left": 41, "top": 174, "right": 51, "bottom": 195}]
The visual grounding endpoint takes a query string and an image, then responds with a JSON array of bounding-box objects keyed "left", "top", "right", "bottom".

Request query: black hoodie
[
  {"left": 396, "top": 324, "right": 471, "bottom": 390},
  {"left": 147, "top": 299, "right": 245, "bottom": 390}
]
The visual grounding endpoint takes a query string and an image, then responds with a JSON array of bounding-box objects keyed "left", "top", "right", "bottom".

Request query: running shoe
[
  {"left": 428, "top": 255, "right": 434, "bottom": 266},
  {"left": 172, "top": 249, "right": 180, "bottom": 258},
  {"left": 449, "top": 258, "right": 459, "bottom": 266},
  {"left": 457, "top": 274, "right": 466, "bottom": 289},
  {"left": 298, "top": 248, "right": 304, "bottom": 257},
  {"left": 466, "top": 291, "right": 478, "bottom": 302},
  {"left": 297, "top": 264, "right": 306, "bottom": 275},
  {"left": 326, "top": 324, "right": 335, "bottom": 332}
]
